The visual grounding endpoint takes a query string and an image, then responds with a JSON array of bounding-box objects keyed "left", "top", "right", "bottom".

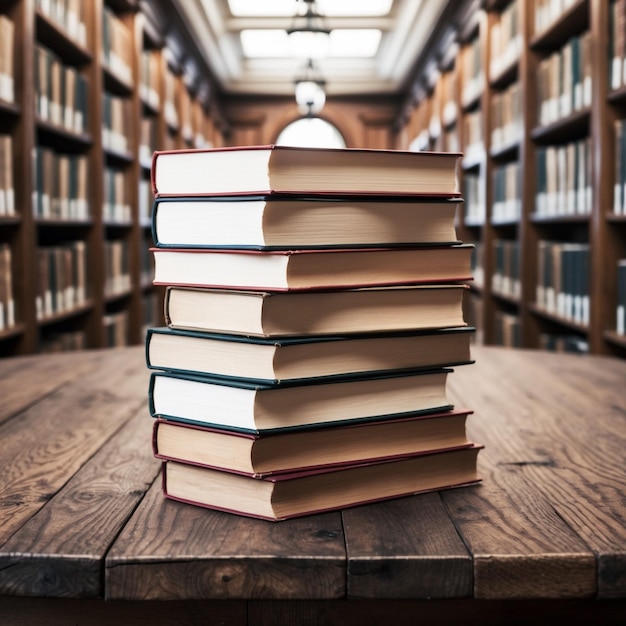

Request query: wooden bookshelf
[
  {"left": 398, "top": 0, "right": 626, "bottom": 358},
  {"left": 0, "top": 0, "right": 223, "bottom": 356}
]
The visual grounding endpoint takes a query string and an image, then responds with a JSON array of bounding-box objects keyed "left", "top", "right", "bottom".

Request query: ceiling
[{"left": 165, "top": 0, "right": 456, "bottom": 99}]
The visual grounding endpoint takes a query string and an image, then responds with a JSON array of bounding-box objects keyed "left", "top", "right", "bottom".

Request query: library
[{"left": 1, "top": 1, "right": 626, "bottom": 624}]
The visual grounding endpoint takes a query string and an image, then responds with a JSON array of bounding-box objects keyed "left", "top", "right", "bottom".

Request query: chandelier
[{"left": 287, "top": 0, "right": 331, "bottom": 60}]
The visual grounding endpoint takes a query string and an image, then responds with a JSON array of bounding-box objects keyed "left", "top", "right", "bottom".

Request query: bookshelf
[
  {"left": 398, "top": 0, "right": 626, "bottom": 359},
  {"left": 0, "top": 0, "right": 223, "bottom": 357}
]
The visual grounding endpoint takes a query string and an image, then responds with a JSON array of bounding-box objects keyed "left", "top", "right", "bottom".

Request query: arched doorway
[{"left": 276, "top": 117, "right": 346, "bottom": 148}]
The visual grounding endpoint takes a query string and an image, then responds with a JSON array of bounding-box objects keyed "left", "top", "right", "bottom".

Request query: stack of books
[{"left": 146, "top": 144, "right": 482, "bottom": 522}]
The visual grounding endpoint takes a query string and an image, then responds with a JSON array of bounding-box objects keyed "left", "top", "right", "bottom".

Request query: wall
[{"left": 221, "top": 96, "right": 401, "bottom": 149}]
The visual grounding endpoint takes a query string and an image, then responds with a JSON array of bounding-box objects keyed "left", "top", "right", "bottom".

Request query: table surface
[{"left": 0, "top": 344, "right": 625, "bottom": 609}]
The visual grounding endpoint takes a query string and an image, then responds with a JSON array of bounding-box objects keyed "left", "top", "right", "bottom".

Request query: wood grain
[
  {"left": 0, "top": 347, "right": 149, "bottom": 542},
  {"left": 343, "top": 493, "right": 473, "bottom": 599},
  {"left": 0, "top": 349, "right": 107, "bottom": 426},
  {"left": 446, "top": 347, "right": 626, "bottom": 599},
  {"left": 106, "top": 479, "right": 346, "bottom": 600}
]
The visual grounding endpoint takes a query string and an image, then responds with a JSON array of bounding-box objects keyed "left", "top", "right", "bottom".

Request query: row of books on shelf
[
  {"left": 102, "top": 6, "right": 133, "bottom": 85},
  {"left": 104, "top": 167, "right": 131, "bottom": 223},
  {"left": 34, "top": 45, "right": 88, "bottom": 135},
  {"left": 490, "top": 82, "right": 522, "bottom": 152},
  {"left": 140, "top": 49, "right": 161, "bottom": 111},
  {"left": 610, "top": 0, "right": 626, "bottom": 91},
  {"left": 492, "top": 239, "right": 521, "bottom": 300},
  {"left": 0, "top": 15, "right": 14, "bottom": 104},
  {"left": 0, "top": 244, "right": 15, "bottom": 331},
  {"left": 492, "top": 162, "right": 522, "bottom": 222},
  {"left": 489, "top": 0, "right": 522, "bottom": 79},
  {"left": 36, "top": 0, "right": 88, "bottom": 48},
  {"left": 534, "top": 0, "right": 582, "bottom": 37},
  {"left": 103, "top": 240, "right": 131, "bottom": 298},
  {"left": 535, "top": 138, "right": 592, "bottom": 217},
  {"left": 35, "top": 241, "right": 86, "bottom": 320},
  {"left": 536, "top": 241, "right": 589, "bottom": 326},
  {"left": 32, "top": 146, "right": 89, "bottom": 220},
  {"left": 0, "top": 134, "right": 14, "bottom": 217},
  {"left": 615, "top": 118, "right": 626, "bottom": 215},
  {"left": 102, "top": 92, "right": 132, "bottom": 154},
  {"left": 536, "top": 31, "right": 592, "bottom": 128},
  {"left": 145, "top": 144, "right": 483, "bottom": 521}
]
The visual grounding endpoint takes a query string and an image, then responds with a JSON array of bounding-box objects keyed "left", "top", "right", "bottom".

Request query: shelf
[
  {"left": 530, "top": 107, "right": 590, "bottom": 143},
  {"left": 35, "top": 10, "right": 92, "bottom": 66},
  {"left": 529, "top": 0, "right": 589, "bottom": 51},
  {"left": 528, "top": 303, "right": 589, "bottom": 334}
]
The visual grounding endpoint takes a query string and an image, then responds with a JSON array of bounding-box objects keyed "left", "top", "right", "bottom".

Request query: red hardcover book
[
  {"left": 150, "top": 145, "right": 462, "bottom": 198},
  {"left": 151, "top": 244, "right": 474, "bottom": 291},
  {"left": 161, "top": 444, "right": 483, "bottom": 521}
]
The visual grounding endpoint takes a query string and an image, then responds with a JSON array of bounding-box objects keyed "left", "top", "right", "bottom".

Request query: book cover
[
  {"left": 151, "top": 244, "right": 474, "bottom": 291},
  {"left": 163, "top": 284, "right": 469, "bottom": 337},
  {"left": 152, "top": 408, "right": 475, "bottom": 477},
  {"left": 151, "top": 145, "right": 462, "bottom": 198},
  {"left": 145, "top": 325, "right": 475, "bottom": 384},
  {"left": 151, "top": 194, "right": 462, "bottom": 249},
  {"left": 148, "top": 368, "right": 454, "bottom": 433},
  {"left": 161, "top": 444, "right": 483, "bottom": 521}
]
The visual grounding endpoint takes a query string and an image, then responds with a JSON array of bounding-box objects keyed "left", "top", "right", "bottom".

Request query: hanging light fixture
[
  {"left": 294, "top": 58, "right": 326, "bottom": 116},
  {"left": 287, "top": 0, "right": 331, "bottom": 60}
]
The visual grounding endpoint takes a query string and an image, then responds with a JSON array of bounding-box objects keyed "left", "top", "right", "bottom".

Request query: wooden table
[{"left": 1, "top": 345, "right": 625, "bottom": 625}]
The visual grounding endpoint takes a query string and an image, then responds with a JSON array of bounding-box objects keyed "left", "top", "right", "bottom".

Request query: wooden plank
[
  {"left": 0, "top": 349, "right": 107, "bottom": 425},
  {"left": 445, "top": 347, "right": 626, "bottom": 599},
  {"left": 0, "top": 405, "right": 159, "bottom": 597},
  {"left": 342, "top": 493, "right": 473, "bottom": 599},
  {"left": 106, "top": 480, "right": 346, "bottom": 601},
  {"left": 0, "top": 348, "right": 149, "bottom": 551}
]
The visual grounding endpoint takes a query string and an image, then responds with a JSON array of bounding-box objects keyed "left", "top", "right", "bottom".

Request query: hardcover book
[
  {"left": 151, "top": 244, "right": 474, "bottom": 291},
  {"left": 145, "top": 326, "right": 474, "bottom": 383},
  {"left": 161, "top": 444, "right": 483, "bottom": 521},
  {"left": 152, "top": 408, "right": 474, "bottom": 477},
  {"left": 148, "top": 368, "right": 453, "bottom": 433},
  {"left": 163, "top": 285, "right": 469, "bottom": 337},
  {"left": 150, "top": 145, "right": 462, "bottom": 198},
  {"left": 151, "top": 195, "right": 461, "bottom": 249}
]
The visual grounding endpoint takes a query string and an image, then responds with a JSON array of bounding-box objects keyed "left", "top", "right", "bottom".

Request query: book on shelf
[
  {"left": 163, "top": 285, "right": 469, "bottom": 337},
  {"left": 151, "top": 244, "right": 474, "bottom": 291},
  {"left": 161, "top": 444, "right": 482, "bottom": 521},
  {"left": 150, "top": 145, "right": 462, "bottom": 198},
  {"left": 149, "top": 368, "right": 453, "bottom": 433},
  {"left": 0, "top": 243, "right": 14, "bottom": 330},
  {"left": 617, "top": 259, "right": 626, "bottom": 335},
  {"left": 146, "top": 326, "right": 474, "bottom": 384},
  {"left": 153, "top": 407, "right": 474, "bottom": 477},
  {"left": 151, "top": 195, "right": 462, "bottom": 249},
  {"left": 0, "top": 14, "right": 14, "bottom": 103}
]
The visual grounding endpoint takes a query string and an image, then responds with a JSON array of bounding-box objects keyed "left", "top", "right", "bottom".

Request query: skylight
[
  {"left": 240, "top": 29, "right": 382, "bottom": 58},
  {"left": 228, "top": 0, "right": 392, "bottom": 17}
]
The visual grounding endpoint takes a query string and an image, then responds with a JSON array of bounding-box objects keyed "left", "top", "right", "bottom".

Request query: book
[
  {"left": 153, "top": 408, "right": 474, "bottom": 477},
  {"left": 148, "top": 368, "right": 453, "bottom": 433},
  {"left": 151, "top": 244, "right": 474, "bottom": 291},
  {"left": 145, "top": 326, "right": 474, "bottom": 383},
  {"left": 151, "top": 195, "right": 461, "bottom": 249},
  {"left": 161, "top": 444, "right": 482, "bottom": 521},
  {"left": 164, "top": 285, "right": 469, "bottom": 337},
  {"left": 150, "top": 145, "right": 462, "bottom": 198}
]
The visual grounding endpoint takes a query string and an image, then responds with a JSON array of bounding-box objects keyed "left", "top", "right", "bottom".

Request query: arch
[{"left": 276, "top": 116, "right": 347, "bottom": 148}]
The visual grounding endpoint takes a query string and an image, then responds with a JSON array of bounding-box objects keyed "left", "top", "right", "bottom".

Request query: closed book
[
  {"left": 148, "top": 368, "right": 453, "bottom": 433},
  {"left": 145, "top": 326, "right": 474, "bottom": 383},
  {"left": 151, "top": 195, "right": 461, "bottom": 249},
  {"left": 153, "top": 408, "right": 474, "bottom": 477},
  {"left": 151, "top": 244, "right": 474, "bottom": 291},
  {"left": 151, "top": 145, "right": 462, "bottom": 198},
  {"left": 161, "top": 444, "right": 483, "bottom": 521},
  {"left": 163, "top": 285, "right": 469, "bottom": 337}
]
